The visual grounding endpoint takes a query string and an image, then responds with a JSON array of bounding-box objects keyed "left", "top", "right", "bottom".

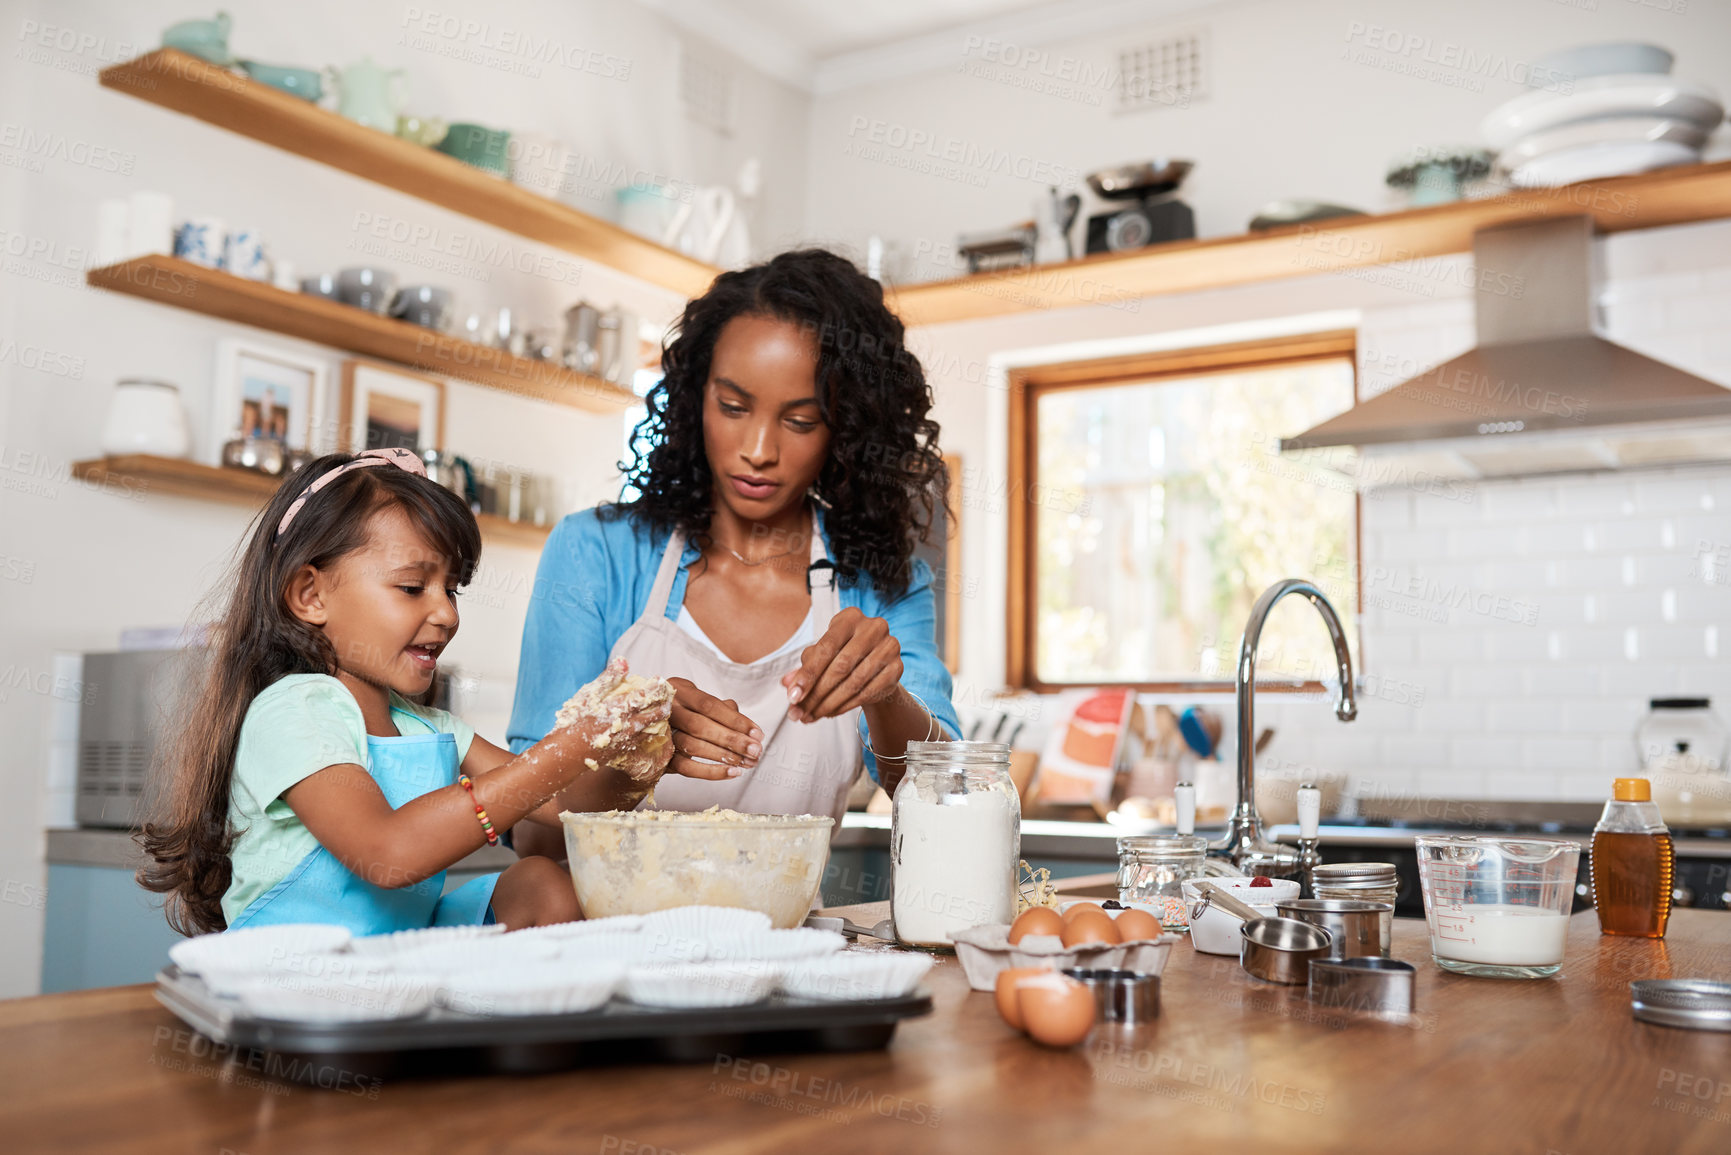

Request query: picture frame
[
  {"left": 337, "top": 360, "right": 446, "bottom": 455},
  {"left": 209, "top": 339, "right": 329, "bottom": 463}
]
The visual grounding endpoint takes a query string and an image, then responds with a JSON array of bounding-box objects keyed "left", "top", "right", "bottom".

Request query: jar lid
[
  {"left": 1117, "top": 834, "right": 1208, "bottom": 855},
  {"left": 905, "top": 740, "right": 1010, "bottom": 769},
  {"left": 1311, "top": 862, "right": 1398, "bottom": 883}
]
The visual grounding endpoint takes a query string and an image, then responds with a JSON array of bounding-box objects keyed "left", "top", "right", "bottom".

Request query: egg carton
[{"left": 949, "top": 925, "right": 1177, "bottom": 992}]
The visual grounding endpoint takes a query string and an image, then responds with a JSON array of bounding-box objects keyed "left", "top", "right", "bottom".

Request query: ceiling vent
[
  {"left": 1117, "top": 28, "right": 1208, "bottom": 114},
  {"left": 679, "top": 42, "right": 736, "bottom": 136}
]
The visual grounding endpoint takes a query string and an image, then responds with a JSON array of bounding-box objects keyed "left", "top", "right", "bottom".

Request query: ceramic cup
[
  {"left": 389, "top": 284, "right": 453, "bottom": 331},
  {"left": 223, "top": 227, "right": 269, "bottom": 280},
  {"left": 437, "top": 123, "right": 511, "bottom": 176},
  {"left": 173, "top": 218, "right": 225, "bottom": 269},
  {"left": 100, "top": 379, "right": 190, "bottom": 458},
  {"left": 239, "top": 61, "right": 322, "bottom": 101},
  {"left": 336, "top": 266, "right": 397, "bottom": 314},
  {"left": 300, "top": 272, "right": 340, "bottom": 300},
  {"left": 162, "top": 12, "right": 232, "bottom": 65}
]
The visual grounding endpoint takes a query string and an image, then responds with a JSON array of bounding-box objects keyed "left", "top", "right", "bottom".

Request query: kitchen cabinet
[{"left": 6, "top": 902, "right": 1728, "bottom": 1152}]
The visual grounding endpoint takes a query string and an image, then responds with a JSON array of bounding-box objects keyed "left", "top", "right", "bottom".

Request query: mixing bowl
[{"left": 560, "top": 810, "right": 833, "bottom": 928}]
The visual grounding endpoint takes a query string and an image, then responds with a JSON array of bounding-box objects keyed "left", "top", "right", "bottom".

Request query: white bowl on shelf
[
  {"left": 1531, "top": 42, "right": 1673, "bottom": 87},
  {"left": 1506, "top": 140, "right": 1700, "bottom": 187},
  {"left": 1480, "top": 74, "right": 1724, "bottom": 151},
  {"left": 1497, "top": 115, "right": 1710, "bottom": 169}
]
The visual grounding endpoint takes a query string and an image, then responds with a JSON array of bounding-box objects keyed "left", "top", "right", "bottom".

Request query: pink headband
[{"left": 276, "top": 447, "right": 428, "bottom": 537}]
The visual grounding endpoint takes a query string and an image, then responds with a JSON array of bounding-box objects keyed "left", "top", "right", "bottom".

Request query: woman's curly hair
[{"left": 607, "top": 248, "right": 947, "bottom": 596}]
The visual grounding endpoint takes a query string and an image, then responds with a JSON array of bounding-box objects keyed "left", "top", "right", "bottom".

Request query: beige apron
[{"left": 606, "top": 527, "right": 863, "bottom": 831}]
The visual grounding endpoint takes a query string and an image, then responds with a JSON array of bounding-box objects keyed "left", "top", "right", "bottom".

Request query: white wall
[
  {"left": 0, "top": 0, "right": 809, "bottom": 997},
  {"left": 804, "top": 0, "right": 1731, "bottom": 271}
]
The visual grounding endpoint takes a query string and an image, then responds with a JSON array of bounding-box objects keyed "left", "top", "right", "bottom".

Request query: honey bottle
[{"left": 1589, "top": 777, "right": 1675, "bottom": 938}]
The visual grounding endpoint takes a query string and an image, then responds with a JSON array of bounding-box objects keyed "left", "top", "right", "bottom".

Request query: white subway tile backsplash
[
  {"left": 1484, "top": 628, "right": 1552, "bottom": 663},
  {"left": 1548, "top": 557, "right": 1627, "bottom": 589},
  {"left": 1561, "top": 701, "right": 1643, "bottom": 736},
  {"left": 1383, "top": 735, "right": 1450, "bottom": 768},
  {"left": 1524, "top": 520, "right": 1595, "bottom": 558},
  {"left": 1417, "top": 632, "right": 1484, "bottom": 663},
  {"left": 1638, "top": 627, "right": 1718, "bottom": 662},
  {"left": 1596, "top": 519, "right": 1673, "bottom": 553},
  {"left": 1478, "top": 483, "right": 1561, "bottom": 523},
  {"left": 1485, "top": 701, "right": 1564, "bottom": 733},
  {"left": 1600, "top": 664, "right": 1680, "bottom": 699},
  {"left": 1522, "top": 738, "right": 1600, "bottom": 771},
  {"left": 1449, "top": 664, "right": 1525, "bottom": 697},
  {"left": 1411, "top": 700, "right": 1485, "bottom": 732},
  {"left": 1527, "top": 666, "right": 1601, "bottom": 697},
  {"left": 1634, "top": 474, "right": 1720, "bottom": 514},
  {"left": 1447, "top": 525, "right": 1527, "bottom": 558}
]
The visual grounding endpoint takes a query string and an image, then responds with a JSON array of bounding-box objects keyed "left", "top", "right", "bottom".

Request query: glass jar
[
  {"left": 1311, "top": 862, "right": 1400, "bottom": 953},
  {"left": 1117, "top": 834, "right": 1209, "bottom": 930},
  {"left": 890, "top": 741, "right": 1020, "bottom": 950}
]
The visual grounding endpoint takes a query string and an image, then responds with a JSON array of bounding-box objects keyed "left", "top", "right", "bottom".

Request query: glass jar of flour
[{"left": 891, "top": 741, "right": 1021, "bottom": 949}]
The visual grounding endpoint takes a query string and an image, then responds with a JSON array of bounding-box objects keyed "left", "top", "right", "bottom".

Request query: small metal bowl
[
  {"left": 1060, "top": 968, "right": 1160, "bottom": 1025},
  {"left": 1308, "top": 957, "right": 1416, "bottom": 1014},
  {"left": 1239, "top": 917, "right": 1333, "bottom": 985}
]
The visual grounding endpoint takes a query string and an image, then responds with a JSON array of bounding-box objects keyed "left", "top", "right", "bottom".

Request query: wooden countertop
[{"left": 3, "top": 908, "right": 1728, "bottom": 1154}]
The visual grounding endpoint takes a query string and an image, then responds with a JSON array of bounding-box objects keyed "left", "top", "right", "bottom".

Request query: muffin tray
[{"left": 153, "top": 965, "right": 932, "bottom": 1083}]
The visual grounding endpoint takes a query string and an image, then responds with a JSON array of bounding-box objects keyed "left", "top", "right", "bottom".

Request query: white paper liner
[
  {"left": 778, "top": 953, "right": 933, "bottom": 1001},
  {"left": 348, "top": 924, "right": 506, "bottom": 956},
  {"left": 513, "top": 914, "right": 645, "bottom": 942},
  {"left": 700, "top": 929, "right": 847, "bottom": 964},
  {"left": 555, "top": 932, "right": 654, "bottom": 966},
  {"left": 622, "top": 961, "right": 781, "bottom": 1008},
  {"left": 389, "top": 935, "right": 561, "bottom": 975},
  {"left": 639, "top": 905, "right": 773, "bottom": 940},
  {"left": 949, "top": 924, "right": 1178, "bottom": 992},
  {"left": 198, "top": 949, "right": 384, "bottom": 998},
  {"left": 234, "top": 970, "right": 433, "bottom": 1022},
  {"left": 169, "top": 923, "right": 352, "bottom": 979},
  {"left": 436, "top": 962, "right": 625, "bottom": 1016}
]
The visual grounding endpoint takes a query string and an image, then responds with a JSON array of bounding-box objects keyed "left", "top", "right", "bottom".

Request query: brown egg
[
  {"left": 1008, "top": 906, "right": 1064, "bottom": 944},
  {"left": 993, "top": 967, "right": 1051, "bottom": 1030},
  {"left": 1113, "top": 908, "right": 1161, "bottom": 942},
  {"left": 1061, "top": 911, "right": 1121, "bottom": 948},
  {"left": 1018, "top": 974, "right": 1096, "bottom": 1047},
  {"left": 1060, "top": 901, "right": 1106, "bottom": 924}
]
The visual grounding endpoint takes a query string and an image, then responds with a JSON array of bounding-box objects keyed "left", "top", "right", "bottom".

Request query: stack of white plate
[{"left": 1481, "top": 43, "right": 1723, "bottom": 187}]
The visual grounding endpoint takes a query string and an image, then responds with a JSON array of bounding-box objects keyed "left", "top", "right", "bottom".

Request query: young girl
[{"left": 138, "top": 448, "right": 671, "bottom": 937}]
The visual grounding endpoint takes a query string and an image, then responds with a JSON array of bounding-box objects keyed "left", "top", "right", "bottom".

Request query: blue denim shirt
[{"left": 506, "top": 506, "right": 960, "bottom": 784}]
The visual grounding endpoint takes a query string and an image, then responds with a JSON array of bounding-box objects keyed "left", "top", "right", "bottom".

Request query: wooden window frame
[{"left": 1005, "top": 330, "right": 1361, "bottom": 692}]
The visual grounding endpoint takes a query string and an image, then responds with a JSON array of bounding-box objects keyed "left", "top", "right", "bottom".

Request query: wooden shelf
[
  {"left": 98, "top": 49, "right": 718, "bottom": 299},
  {"left": 888, "top": 160, "right": 1731, "bottom": 325},
  {"left": 86, "top": 255, "right": 635, "bottom": 413},
  {"left": 71, "top": 455, "right": 553, "bottom": 549}
]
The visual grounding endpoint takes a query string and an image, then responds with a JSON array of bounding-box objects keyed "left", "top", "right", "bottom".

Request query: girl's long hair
[
  {"left": 136, "top": 454, "right": 480, "bottom": 936},
  {"left": 609, "top": 247, "right": 947, "bottom": 596}
]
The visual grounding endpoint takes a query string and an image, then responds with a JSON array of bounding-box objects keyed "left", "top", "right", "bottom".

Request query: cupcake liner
[
  {"left": 554, "top": 932, "right": 653, "bottom": 966},
  {"left": 778, "top": 952, "right": 933, "bottom": 1002},
  {"left": 513, "top": 914, "right": 644, "bottom": 943},
  {"left": 622, "top": 961, "right": 780, "bottom": 1008},
  {"left": 700, "top": 929, "right": 847, "bottom": 964},
  {"left": 198, "top": 949, "right": 383, "bottom": 998},
  {"left": 169, "top": 923, "right": 352, "bottom": 979},
  {"left": 436, "top": 962, "right": 624, "bottom": 1017},
  {"left": 348, "top": 924, "right": 505, "bottom": 956},
  {"left": 389, "top": 935, "right": 561, "bottom": 975},
  {"left": 638, "top": 905, "right": 772, "bottom": 941},
  {"left": 235, "top": 970, "right": 433, "bottom": 1022}
]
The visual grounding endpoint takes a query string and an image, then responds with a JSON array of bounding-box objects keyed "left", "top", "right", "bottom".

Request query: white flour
[{"left": 891, "top": 785, "right": 1019, "bottom": 947}]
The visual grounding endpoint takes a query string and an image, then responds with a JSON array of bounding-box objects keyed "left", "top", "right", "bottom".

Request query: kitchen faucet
[{"left": 1212, "top": 578, "right": 1357, "bottom": 877}]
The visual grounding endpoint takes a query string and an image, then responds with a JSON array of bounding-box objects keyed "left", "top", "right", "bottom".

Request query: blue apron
[{"left": 228, "top": 728, "right": 500, "bottom": 935}]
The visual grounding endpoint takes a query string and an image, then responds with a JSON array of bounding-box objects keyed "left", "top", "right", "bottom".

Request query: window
[{"left": 1007, "top": 333, "right": 1360, "bottom": 689}]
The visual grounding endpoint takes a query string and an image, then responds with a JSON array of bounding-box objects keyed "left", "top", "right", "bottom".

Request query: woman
[{"left": 506, "top": 249, "right": 960, "bottom": 835}]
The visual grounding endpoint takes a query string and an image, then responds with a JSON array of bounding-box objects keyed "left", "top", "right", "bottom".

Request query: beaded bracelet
[
  {"left": 456, "top": 773, "right": 499, "bottom": 846},
  {"left": 860, "top": 689, "right": 941, "bottom": 763}
]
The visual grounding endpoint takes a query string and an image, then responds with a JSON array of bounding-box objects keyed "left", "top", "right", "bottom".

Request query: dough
[{"left": 555, "top": 658, "right": 675, "bottom": 783}]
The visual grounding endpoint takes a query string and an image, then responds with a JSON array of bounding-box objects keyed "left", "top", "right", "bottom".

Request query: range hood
[{"left": 1283, "top": 215, "right": 1731, "bottom": 481}]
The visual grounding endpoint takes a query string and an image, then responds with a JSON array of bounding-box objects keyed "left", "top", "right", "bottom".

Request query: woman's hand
[
  {"left": 666, "top": 677, "right": 764, "bottom": 781},
  {"left": 782, "top": 607, "right": 903, "bottom": 723}
]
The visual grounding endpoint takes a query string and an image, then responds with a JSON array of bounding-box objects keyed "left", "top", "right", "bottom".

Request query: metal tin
[
  {"left": 1239, "top": 917, "right": 1333, "bottom": 985},
  {"left": 1310, "top": 863, "right": 1399, "bottom": 952},
  {"left": 1276, "top": 898, "right": 1393, "bottom": 960},
  {"left": 1060, "top": 968, "right": 1160, "bottom": 1024},
  {"left": 1630, "top": 979, "right": 1731, "bottom": 1032},
  {"left": 1308, "top": 957, "right": 1416, "bottom": 1014}
]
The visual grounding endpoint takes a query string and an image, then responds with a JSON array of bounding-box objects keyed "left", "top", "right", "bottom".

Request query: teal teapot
[{"left": 327, "top": 57, "right": 406, "bottom": 131}]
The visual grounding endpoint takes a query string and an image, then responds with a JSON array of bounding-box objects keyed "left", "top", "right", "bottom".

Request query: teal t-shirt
[{"left": 221, "top": 674, "right": 476, "bottom": 926}]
